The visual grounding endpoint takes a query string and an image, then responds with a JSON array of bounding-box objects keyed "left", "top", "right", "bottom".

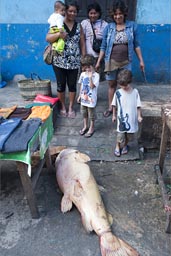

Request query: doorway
[{"left": 76, "top": 0, "right": 137, "bottom": 22}]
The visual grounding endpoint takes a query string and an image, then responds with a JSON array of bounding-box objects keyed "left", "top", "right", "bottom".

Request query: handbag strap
[
  {"left": 90, "top": 22, "right": 97, "bottom": 39},
  {"left": 90, "top": 20, "right": 103, "bottom": 39}
]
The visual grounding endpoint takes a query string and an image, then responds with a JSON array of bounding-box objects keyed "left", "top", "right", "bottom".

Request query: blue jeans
[{"left": 105, "top": 63, "right": 132, "bottom": 81}]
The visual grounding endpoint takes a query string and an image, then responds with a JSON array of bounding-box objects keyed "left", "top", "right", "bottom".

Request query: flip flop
[
  {"left": 79, "top": 128, "right": 88, "bottom": 136},
  {"left": 59, "top": 109, "right": 67, "bottom": 117},
  {"left": 68, "top": 110, "right": 76, "bottom": 118},
  {"left": 84, "top": 131, "right": 94, "bottom": 138},
  {"left": 121, "top": 146, "right": 128, "bottom": 155},
  {"left": 114, "top": 149, "right": 121, "bottom": 157},
  {"left": 103, "top": 109, "right": 112, "bottom": 117}
]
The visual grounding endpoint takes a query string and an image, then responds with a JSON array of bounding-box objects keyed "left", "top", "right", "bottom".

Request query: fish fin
[
  {"left": 61, "top": 195, "right": 73, "bottom": 213},
  {"left": 100, "top": 232, "right": 139, "bottom": 256},
  {"left": 118, "top": 238, "right": 140, "bottom": 256},
  {"left": 76, "top": 152, "right": 90, "bottom": 163},
  {"left": 98, "top": 184, "right": 107, "bottom": 193},
  {"left": 107, "top": 212, "right": 113, "bottom": 226}
]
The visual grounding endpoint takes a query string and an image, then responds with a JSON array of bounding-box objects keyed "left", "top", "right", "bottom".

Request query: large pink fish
[{"left": 55, "top": 148, "right": 140, "bottom": 256}]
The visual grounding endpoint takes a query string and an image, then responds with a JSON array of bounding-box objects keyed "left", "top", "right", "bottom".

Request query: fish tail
[{"left": 100, "top": 232, "right": 140, "bottom": 256}]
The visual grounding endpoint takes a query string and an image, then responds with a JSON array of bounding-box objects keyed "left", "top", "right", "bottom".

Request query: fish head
[{"left": 55, "top": 148, "right": 90, "bottom": 164}]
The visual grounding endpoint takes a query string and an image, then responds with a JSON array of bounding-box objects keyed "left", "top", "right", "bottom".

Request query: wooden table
[
  {"left": 0, "top": 112, "right": 53, "bottom": 218},
  {"left": 154, "top": 105, "right": 171, "bottom": 233}
]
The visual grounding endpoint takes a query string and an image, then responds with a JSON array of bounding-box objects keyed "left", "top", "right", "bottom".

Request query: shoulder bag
[
  {"left": 43, "top": 44, "right": 53, "bottom": 65},
  {"left": 90, "top": 22, "right": 102, "bottom": 53}
]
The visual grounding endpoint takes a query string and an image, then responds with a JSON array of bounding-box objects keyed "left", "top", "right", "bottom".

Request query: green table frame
[{"left": 0, "top": 112, "right": 54, "bottom": 218}]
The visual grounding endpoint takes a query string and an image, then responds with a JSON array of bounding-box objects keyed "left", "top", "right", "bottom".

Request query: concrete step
[{"left": 0, "top": 81, "right": 170, "bottom": 157}]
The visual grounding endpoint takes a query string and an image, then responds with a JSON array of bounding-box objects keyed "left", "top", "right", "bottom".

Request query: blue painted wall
[
  {"left": 1, "top": 24, "right": 54, "bottom": 80},
  {"left": 0, "top": 0, "right": 171, "bottom": 84},
  {"left": 134, "top": 0, "right": 171, "bottom": 83}
]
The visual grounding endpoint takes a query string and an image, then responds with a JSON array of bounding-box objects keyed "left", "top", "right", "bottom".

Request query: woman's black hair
[
  {"left": 65, "top": 0, "right": 79, "bottom": 13},
  {"left": 110, "top": 0, "right": 128, "bottom": 21},
  {"left": 87, "top": 2, "right": 102, "bottom": 19}
]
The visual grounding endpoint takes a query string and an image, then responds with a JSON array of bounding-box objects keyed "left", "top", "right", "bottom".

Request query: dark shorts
[{"left": 53, "top": 66, "right": 79, "bottom": 93}]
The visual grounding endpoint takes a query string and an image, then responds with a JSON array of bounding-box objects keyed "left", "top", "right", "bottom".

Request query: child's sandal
[
  {"left": 79, "top": 128, "right": 88, "bottom": 136},
  {"left": 114, "top": 149, "right": 121, "bottom": 157},
  {"left": 121, "top": 146, "right": 128, "bottom": 155}
]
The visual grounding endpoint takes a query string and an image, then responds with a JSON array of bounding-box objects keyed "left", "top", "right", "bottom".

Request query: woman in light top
[{"left": 81, "top": 2, "right": 108, "bottom": 81}]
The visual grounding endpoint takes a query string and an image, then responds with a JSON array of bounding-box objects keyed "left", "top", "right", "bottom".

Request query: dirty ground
[{"left": 0, "top": 153, "right": 171, "bottom": 256}]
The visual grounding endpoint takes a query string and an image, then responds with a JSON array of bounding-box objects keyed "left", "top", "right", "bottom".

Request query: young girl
[
  {"left": 112, "top": 69, "right": 143, "bottom": 156},
  {"left": 78, "top": 54, "right": 100, "bottom": 138}
]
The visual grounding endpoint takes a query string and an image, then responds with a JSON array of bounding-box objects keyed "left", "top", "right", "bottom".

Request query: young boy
[
  {"left": 48, "top": 1, "right": 66, "bottom": 54},
  {"left": 112, "top": 69, "right": 143, "bottom": 156},
  {"left": 77, "top": 54, "right": 100, "bottom": 138}
]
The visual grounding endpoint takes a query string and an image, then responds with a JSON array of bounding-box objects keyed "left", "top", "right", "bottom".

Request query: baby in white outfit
[{"left": 48, "top": 1, "right": 66, "bottom": 54}]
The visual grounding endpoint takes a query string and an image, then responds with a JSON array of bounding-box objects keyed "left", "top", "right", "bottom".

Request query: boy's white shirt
[
  {"left": 78, "top": 71, "right": 100, "bottom": 108},
  {"left": 112, "top": 88, "right": 141, "bottom": 133},
  {"left": 48, "top": 13, "right": 64, "bottom": 28}
]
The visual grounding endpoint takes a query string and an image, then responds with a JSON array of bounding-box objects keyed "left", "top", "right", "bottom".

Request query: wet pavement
[{"left": 0, "top": 80, "right": 171, "bottom": 256}]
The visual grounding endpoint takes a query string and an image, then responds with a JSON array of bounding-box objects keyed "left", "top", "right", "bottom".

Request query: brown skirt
[{"left": 104, "top": 59, "right": 129, "bottom": 72}]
